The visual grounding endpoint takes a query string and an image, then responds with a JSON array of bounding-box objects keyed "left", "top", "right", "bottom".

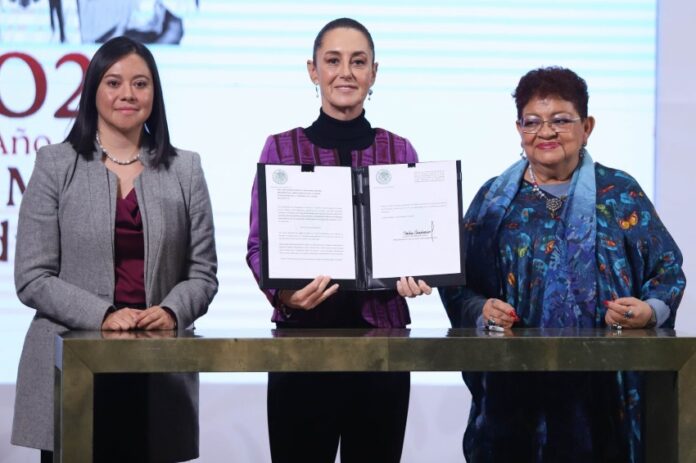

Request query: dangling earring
[
  {"left": 368, "top": 88, "right": 373, "bottom": 101},
  {"left": 314, "top": 82, "right": 319, "bottom": 98},
  {"left": 519, "top": 150, "right": 527, "bottom": 160},
  {"left": 580, "top": 144, "right": 587, "bottom": 158}
]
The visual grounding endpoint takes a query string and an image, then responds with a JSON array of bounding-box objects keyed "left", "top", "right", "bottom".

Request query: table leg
[
  {"left": 678, "top": 353, "right": 696, "bottom": 462},
  {"left": 55, "top": 344, "right": 94, "bottom": 462}
]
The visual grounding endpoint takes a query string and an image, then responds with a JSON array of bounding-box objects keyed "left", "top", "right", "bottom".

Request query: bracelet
[{"left": 276, "top": 290, "right": 293, "bottom": 318}]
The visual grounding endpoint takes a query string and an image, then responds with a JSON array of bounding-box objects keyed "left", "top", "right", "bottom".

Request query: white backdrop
[
  {"left": 1, "top": 0, "right": 692, "bottom": 461},
  {"left": 655, "top": 0, "right": 696, "bottom": 334}
]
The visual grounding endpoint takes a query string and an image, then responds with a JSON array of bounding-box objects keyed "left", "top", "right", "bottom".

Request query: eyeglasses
[{"left": 519, "top": 116, "right": 582, "bottom": 134}]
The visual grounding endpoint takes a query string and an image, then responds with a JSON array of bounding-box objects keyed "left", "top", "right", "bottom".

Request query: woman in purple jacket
[{"left": 246, "top": 17, "right": 431, "bottom": 463}]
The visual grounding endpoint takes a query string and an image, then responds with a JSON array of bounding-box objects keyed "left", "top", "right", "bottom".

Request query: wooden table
[{"left": 54, "top": 328, "right": 696, "bottom": 462}]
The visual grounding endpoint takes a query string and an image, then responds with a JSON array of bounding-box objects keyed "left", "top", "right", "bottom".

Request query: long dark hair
[{"left": 65, "top": 36, "right": 176, "bottom": 168}]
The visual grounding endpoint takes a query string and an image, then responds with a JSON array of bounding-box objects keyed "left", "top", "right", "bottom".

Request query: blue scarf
[{"left": 472, "top": 151, "right": 598, "bottom": 327}]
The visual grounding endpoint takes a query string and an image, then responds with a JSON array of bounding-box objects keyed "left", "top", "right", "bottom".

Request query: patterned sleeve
[
  {"left": 404, "top": 138, "right": 419, "bottom": 163},
  {"left": 617, "top": 173, "right": 686, "bottom": 325},
  {"left": 246, "top": 135, "right": 281, "bottom": 308},
  {"left": 597, "top": 169, "right": 686, "bottom": 327}
]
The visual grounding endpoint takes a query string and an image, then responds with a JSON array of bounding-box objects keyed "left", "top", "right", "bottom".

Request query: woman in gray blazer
[{"left": 12, "top": 37, "right": 218, "bottom": 462}]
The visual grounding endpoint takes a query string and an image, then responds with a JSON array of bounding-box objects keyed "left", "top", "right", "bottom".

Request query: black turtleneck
[{"left": 303, "top": 108, "right": 376, "bottom": 166}]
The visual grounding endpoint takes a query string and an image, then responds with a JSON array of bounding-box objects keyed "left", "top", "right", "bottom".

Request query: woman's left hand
[
  {"left": 396, "top": 276, "right": 432, "bottom": 298},
  {"left": 135, "top": 305, "right": 177, "bottom": 330},
  {"left": 604, "top": 297, "right": 652, "bottom": 329}
]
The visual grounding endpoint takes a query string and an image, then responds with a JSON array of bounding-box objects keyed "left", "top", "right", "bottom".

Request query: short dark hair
[
  {"left": 65, "top": 36, "right": 176, "bottom": 168},
  {"left": 513, "top": 66, "right": 589, "bottom": 120},
  {"left": 313, "top": 18, "right": 375, "bottom": 63}
]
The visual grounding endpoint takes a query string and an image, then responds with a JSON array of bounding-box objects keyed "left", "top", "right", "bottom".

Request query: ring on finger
[{"left": 623, "top": 310, "right": 634, "bottom": 319}]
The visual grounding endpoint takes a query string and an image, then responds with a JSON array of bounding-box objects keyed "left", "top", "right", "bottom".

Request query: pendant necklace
[
  {"left": 527, "top": 165, "right": 566, "bottom": 217},
  {"left": 96, "top": 132, "right": 141, "bottom": 166}
]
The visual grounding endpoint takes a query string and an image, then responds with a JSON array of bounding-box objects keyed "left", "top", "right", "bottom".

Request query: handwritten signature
[{"left": 402, "top": 221, "right": 435, "bottom": 241}]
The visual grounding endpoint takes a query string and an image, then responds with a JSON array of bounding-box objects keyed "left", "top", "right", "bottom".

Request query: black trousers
[
  {"left": 267, "top": 371, "right": 410, "bottom": 463},
  {"left": 92, "top": 373, "right": 149, "bottom": 462}
]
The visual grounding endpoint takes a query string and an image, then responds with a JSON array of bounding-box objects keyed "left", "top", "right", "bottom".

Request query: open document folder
[{"left": 257, "top": 160, "right": 465, "bottom": 290}]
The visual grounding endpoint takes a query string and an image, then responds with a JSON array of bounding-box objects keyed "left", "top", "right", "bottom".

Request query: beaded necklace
[
  {"left": 527, "top": 165, "right": 567, "bottom": 217},
  {"left": 96, "top": 132, "right": 141, "bottom": 166}
]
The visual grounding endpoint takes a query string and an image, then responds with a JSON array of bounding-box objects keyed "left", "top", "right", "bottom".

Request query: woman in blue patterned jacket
[{"left": 440, "top": 66, "right": 685, "bottom": 463}]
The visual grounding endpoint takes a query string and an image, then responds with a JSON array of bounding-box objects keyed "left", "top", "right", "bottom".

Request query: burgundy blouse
[{"left": 114, "top": 188, "right": 146, "bottom": 305}]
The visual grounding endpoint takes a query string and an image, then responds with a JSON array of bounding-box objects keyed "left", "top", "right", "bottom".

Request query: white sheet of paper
[
  {"left": 265, "top": 165, "right": 356, "bottom": 280},
  {"left": 368, "top": 161, "right": 461, "bottom": 279}
]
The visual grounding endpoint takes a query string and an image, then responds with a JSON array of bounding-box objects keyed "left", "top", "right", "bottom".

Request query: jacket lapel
[
  {"left": 85, "top": 156, "right": 116, "bottom": 293},
  {"left": 135, "top": 163, "right": 163, "bottom": 306}
]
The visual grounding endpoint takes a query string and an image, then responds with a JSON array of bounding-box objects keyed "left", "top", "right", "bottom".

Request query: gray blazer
[{"left": 12, "top": 142, "right": 218, "bottom": 460}]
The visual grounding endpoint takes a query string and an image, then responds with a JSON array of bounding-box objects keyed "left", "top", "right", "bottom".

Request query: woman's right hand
[
  {"left": 101, "top": 308, "right": 142, "bottom": 331},
  {"left": 482, "top": 298, "right": 520, "bottom": 329},
  {"left": 278, "top": 275, "right": 339, "bottom": 311}
]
